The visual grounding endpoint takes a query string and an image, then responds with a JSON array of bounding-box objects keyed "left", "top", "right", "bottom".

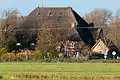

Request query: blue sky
[{"left": 0, "top": 0, "right": 120, "bottom": 16}]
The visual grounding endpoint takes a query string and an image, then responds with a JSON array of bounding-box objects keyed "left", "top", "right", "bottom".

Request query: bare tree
[
  {"left": 0, "top": 9, "right": 20, "bottom": 51},
  {"left": 84, "top": 8, "right": 112, "bottom": 47},
  {"left": 84, "top": 8, "right": 112, "bottom": 27},
  {"left": 36, "top": 20, "right": 69, "bottom": 54},
  {"left": 108, "top": 9, "right": 120, "bottom": 48}
]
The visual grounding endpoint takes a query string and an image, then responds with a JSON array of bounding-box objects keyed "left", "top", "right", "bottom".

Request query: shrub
[
  {"left": 0, "top": 48, "right": 7, "bottom": 56},
  {"left": 0, "top": 50, "right": 36, "bottom": 61},
  {"left": 1, "top": 52, "right": 16, "bottom": 61},
  {"left": 48, "top": 50, "right": 59, "bottom": 57},
  {"left": 46, "top": 52, "right": 52, "bottom": 57},
  {"left": 16, "top": 50, "right": 36, "bottom": 61},
  {"left": 89, "top": 53, "right": 104, "bottom": 59},
  {"left": 32, "top": 51, "right": 43, "bottom": 58},
  {"left": 58, "top": 52, "right": 64, "bottom": 58}
]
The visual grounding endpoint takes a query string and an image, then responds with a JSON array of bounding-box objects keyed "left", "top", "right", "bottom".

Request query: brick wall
[{"left": 56, "top": 40, "right": 90, "bottom": 57}]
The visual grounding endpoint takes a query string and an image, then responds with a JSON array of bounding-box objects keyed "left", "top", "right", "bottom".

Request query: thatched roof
[
  {"left": 20, "top": 7, "right": 95, "bottom": 47},
  {"left": 28, "top": 7, "right": 77, "bottom": 24}
]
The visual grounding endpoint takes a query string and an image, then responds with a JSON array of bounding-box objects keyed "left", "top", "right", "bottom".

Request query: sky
[{"left": 0, "top": 0, "right": 120, "bottom": 16}]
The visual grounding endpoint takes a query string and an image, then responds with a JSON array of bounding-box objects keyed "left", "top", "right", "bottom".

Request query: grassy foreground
[{"left": 0, "top": 62, "right": 120, "bottom": 80}]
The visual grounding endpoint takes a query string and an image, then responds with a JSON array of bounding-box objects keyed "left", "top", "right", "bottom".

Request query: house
[
  {"left": 2, "top": 6, "right": 117, "bottom": 56},
  {"left": 0, "top": 6, "right": 97, "bottom": 55},
  {"left": 56, "top": 40, "right": 90, "bottom": 57},
  {"left": 91, "top": 38, "right": 120, "bottom": 59},
  {"left": 14, "top": 6, "right": 95, "bottom": 54},
  {"left": 91, "top": 39, "right": 109, "bottom": 55},
  {"left": 91, "top": 28, "right": 118, "bottom": 55},
  {"left": 23, "top": 6, "right": 95, "bottom": 46}
]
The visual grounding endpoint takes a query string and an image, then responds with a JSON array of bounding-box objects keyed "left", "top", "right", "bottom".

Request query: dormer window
[
  {"left": 60, "top": 12, "right": 62, "bottom": 16},
  {"left": 37, "top": 7, "right": 40, "bottom": 16},
  {"left": 48, "top": 12, "right": 52, "bottom": 16},
  {"left": 37, "top": 12, "right": 40, "bottom": 16}
]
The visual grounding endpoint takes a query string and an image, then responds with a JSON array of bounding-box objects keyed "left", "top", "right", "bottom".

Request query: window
[
  {"left": 37, "top": 12, "right": 40, "bottom": 16},
  {"left": 99, "top": 50, "right": 103, "bottom": 54},
  {"left": 36, "top": 12, "right": 40, "bottom": 16},
  {"left": 48, "top": 12, "right": 52, "bottom": 16},
  {"left": 75, "top": 43, "right": 79, "bottom": 49},
  {"left": 70, "top": 42, "right": 74, "bottom": 48},
  {"left": 60, "top": 12, "right": 63, "bottom": 16}
]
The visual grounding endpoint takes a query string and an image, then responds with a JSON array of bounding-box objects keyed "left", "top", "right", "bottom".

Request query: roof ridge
[
  {"left": 28, "top": 6, "right": 72, "bottom": 16},
  {"left": 38, "top": 6, "right": 72, "bottom": 9}
]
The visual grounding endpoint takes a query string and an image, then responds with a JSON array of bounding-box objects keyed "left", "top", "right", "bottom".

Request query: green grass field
[{"left": 0, "top": 62, "right": 120, "bottom": 80}]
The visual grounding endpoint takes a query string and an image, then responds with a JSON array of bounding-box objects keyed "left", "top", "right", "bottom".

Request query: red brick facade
[{"left": 56, "top": 40, "right": 90, "bottom": 57}]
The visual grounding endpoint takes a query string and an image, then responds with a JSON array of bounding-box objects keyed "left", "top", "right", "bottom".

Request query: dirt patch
[
  {"left": 10, "top": 74, "right": 120, "bottom": 80},
  {"left": 114, "top": 76, "right": 120, "bottom": 80},
  {"left": 77, "top": 76, "right": 120, "bottom": 80},
  {"left": 0, "top": 76, "right": 3, "bottom": 79},
  {"left": 11, "top": 74, "right": 50, "bottom": 79},
  {"left": 78, "top": 76, "right": 95, "bottom": 80}
]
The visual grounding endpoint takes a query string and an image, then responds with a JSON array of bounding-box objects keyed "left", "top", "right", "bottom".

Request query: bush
[
  {"left": 32, "top": 51, "right": 43, "bottom": 58},
  {"left": 0, "top": 48, "right": 7, "bottom": 56},
  {"left": 90, "top": 53, "right": 104, "bottom": 59},
  {"left": 1, "top": 52, "right": 16, "bottom": 61},
  {"left": 0, "top": 50, "right": 36, "bottom": 61},
  {"left": 16, "top": 50, "right": 36, "bottom": 61},
  {"left": 48, "top": 50, "right": 59, "bottom": 57},
  {"left": 58, "top": 52, "right": 64, "bottom": 58},
  {"left": 46, "top": 52, "right": 52, "bottom": 57}
]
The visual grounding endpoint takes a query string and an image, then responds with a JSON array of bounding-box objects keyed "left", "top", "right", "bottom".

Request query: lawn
[{"left": 0, "top": 62, "right": 120, "bottom": 80}]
